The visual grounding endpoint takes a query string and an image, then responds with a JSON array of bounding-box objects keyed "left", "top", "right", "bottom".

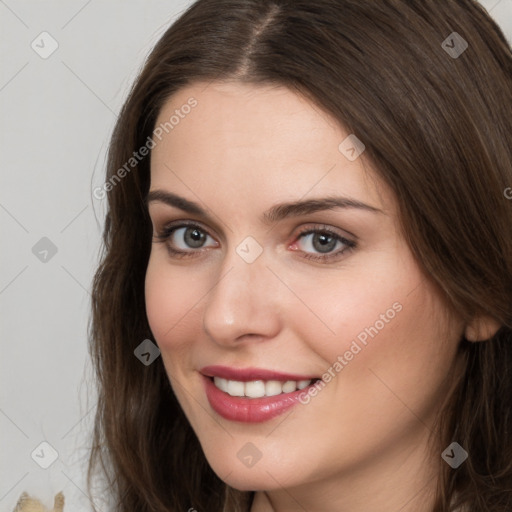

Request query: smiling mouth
[
  {"left": 210, "top": 376, "right": 321, "bottom": 398},
  {"left": 201, "top": 367, "right": 322, "bottom": 422}
]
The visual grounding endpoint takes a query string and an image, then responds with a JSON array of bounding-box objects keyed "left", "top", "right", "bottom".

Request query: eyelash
[{"left": 153, "top": 221, "right": 356, "bottom": 263}]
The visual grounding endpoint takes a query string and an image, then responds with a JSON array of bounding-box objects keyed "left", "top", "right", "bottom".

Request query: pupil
[
  {"left": 185, "top": 228, "right": 206, "bottom": 248},
  {"left": 313, "top": 233, "right": 336, "bottom": 253}
]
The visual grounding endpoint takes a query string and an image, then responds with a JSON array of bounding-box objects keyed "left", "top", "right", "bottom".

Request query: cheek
[
  {"left": 290, "top": 250, "right": 460, "bottom": 394},
  {"left": 144, "top": 253, "right": 204, "bottom": 353},
  {"left": 317, "top": 276, "right": 462, "bottom": 438},
  {"left": 284, "top": 256, "right": 415, "bottom": 366}
]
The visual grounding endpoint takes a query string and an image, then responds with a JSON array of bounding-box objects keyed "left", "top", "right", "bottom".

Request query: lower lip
[{"left": 202, "top": 375, "right": 314, "bottom": 423}]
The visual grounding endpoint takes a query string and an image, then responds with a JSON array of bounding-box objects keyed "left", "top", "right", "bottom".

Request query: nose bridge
[{"left": 202, "top": 242, "right": 280, "bottom": 344}]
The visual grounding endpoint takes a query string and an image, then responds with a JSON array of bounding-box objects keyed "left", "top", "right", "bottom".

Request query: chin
[
  {"left": 219, "top": 471, "right": 288, "bottom": 492},
  {"left": 204, "top": 452, "right": 303, "bottom": 491}
]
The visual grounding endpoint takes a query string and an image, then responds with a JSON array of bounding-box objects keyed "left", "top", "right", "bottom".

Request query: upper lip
[{"left": 200, "top": 365, "right": 319, "bottom": 382}]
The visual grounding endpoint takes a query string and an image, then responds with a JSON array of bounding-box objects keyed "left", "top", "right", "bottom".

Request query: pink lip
[
  {"left": 200, "top": 366, "right": 320, "bottom": 423},
  {"left": 200, "top": 365, "right": 318, "bottom": 382}
]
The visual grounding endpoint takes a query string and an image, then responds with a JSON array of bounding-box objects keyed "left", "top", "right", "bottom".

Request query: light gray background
[{"left": 1, "top": 1, "right": 511, "bottom": 510}]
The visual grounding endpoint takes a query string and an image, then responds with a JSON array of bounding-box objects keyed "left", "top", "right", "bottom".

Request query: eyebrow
[{"left": 146, "top": 189, "right": 382, "bottom": 224}]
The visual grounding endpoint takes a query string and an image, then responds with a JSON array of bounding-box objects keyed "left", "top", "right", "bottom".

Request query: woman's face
[{"left": 145, "top": 81, "right": 465, "bottom": 508}]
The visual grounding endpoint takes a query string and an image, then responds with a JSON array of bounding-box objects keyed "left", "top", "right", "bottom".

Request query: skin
[{"left": 144, "top": 81, "right": 491, "bottom": 512}]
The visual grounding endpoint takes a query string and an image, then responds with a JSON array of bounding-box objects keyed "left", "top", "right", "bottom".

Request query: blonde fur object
[{"left": 13, "top": 492, "right": 64, "bottom": 512}]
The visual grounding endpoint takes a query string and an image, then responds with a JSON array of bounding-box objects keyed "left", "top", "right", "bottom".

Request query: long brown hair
[{"left": 88, "top": 1, "right": 512, "bottom": 510}]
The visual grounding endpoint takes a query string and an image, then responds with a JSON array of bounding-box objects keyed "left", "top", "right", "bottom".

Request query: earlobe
[{"left": 464, "top": 315, "right": 502, "bottom": 342}]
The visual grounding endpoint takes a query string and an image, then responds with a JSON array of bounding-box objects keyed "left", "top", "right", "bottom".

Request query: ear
[{"left": 464, "top": 315, "right": 502, "bottom": 342}]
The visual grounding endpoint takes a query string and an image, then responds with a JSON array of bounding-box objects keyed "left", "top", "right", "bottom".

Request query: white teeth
[
  {"left": 245, "top": 380, "right": 265, "bottom": 398},
  {"left": 297, "top": 380, "right": 311, "bottom": 390},
  {"left": 265, "top": 380, "right": 283, "bottom": 397},
  {"left": 215, "top": 377, "right": 229, "bottom": 393},
  {"left": 282, "top": 380, "right": 296, "bottom": 393},
  {"left": 213, "top": 377, "right": 313, "bottom": 397},
  {"left": 226, "top": 380, "right": 245, "bottom": 396}
]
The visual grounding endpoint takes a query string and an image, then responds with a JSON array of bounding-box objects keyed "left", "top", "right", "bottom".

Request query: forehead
[{"left": 150, "top": 81, "right": 390, "bottom": 214}]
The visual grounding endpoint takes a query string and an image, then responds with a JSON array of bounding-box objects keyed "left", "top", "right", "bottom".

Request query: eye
[
  {"left": 153, "top": 221, "right": 355, "bottom": 262},
  {"left": 153, "top": 222, "right": 218, "bottom": 257},
  {"left": 290, "top": 226, "right": 356, "bottom": 262}
]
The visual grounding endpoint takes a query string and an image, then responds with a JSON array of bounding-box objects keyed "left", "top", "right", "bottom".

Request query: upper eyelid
[
  {"left": 296, "top": 224, "right": 356, "bottom": 241},
  {"left": 156, "top": 221, "right": 355, "bottom": 250},
  {"left": 153, "top": 221, "right": 218, "bottom": 244},
  {"left": 148, "top": 204, "right": 360, "bottom": 239},
  {"left": 154, "top": 219, "right": 354, "bottom": 238},
  {"left": 155, "top": 219, "right": 216, "bottom": 237},
  {"left": 148, "top": 204, "right": 227, "bottom": 238}
]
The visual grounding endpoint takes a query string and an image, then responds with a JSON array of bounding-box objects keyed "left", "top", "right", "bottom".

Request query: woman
[{"left": 88, "top": 0, "right": 512, "bottom": 510}]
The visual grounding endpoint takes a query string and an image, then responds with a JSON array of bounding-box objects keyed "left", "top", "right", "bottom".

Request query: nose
[{"left": 202, "top": 246, "right": 282, "bottom": 347}]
